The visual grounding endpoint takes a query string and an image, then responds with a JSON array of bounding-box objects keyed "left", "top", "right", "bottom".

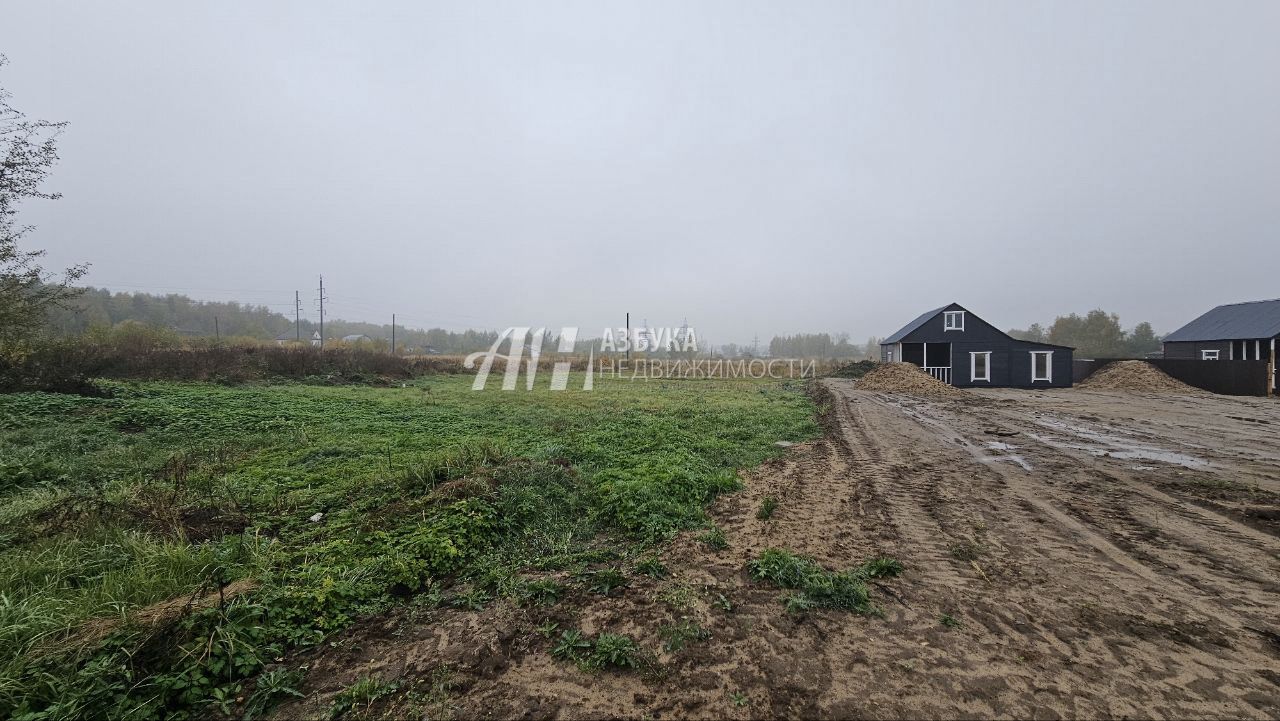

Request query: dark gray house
[
  {"left": 880, "top": 303, "right": 1073, "bottom": 388},
  {"left": 1162, "top": 299, "right": 1279, "bottom": 363}
]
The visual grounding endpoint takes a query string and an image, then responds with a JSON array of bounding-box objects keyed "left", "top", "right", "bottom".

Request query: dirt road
[{"left": 277, "top": 382, "right": 1280, "bottom": 720}]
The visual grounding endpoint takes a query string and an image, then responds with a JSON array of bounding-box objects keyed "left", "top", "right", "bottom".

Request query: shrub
[{"left": 1, "top": 342, "right": 467, "bottom": 393}]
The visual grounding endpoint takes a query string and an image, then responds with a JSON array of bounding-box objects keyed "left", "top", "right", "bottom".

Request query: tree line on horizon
[
  {"left": 1007, "top": 310, "right": 1162, "bottom": 358},
  {"left": 40, "top": 286, "right": 503, "bottom": 354},
  {"left": 36, "top": 292, "right": 1166, "bottom": 361}
]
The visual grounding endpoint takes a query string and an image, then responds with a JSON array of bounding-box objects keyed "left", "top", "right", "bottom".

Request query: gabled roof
[
  {"left": 882, "top": 305, "right": 949, "bottom": 344},
  {"left": 881, "top": 302, "right": 1074, "bottom": 349},
  {"left": 1164, "top": 298, "right": 1280, "bottom": 342}
]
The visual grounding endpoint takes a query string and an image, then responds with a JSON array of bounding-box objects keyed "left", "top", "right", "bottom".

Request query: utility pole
[
  {"left": 625, "top": 312, "right": 630, "bottom": 362},
  {"left": 316, "top": 275, "right": 327, "bottom": 350},
  {"left": 294, "top": 291, "right": 302, "bottom": 342},
  {"left": 214, "top": 317, "right": 220, "bottom": 342},
  {"left": 391, "top": 314, "right": 396, "bottom": 356}
]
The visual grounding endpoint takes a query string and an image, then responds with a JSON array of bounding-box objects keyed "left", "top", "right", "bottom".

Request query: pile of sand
[
  {"left": 1078, "top": 361, "right": 1204, "bottom": 394},
  {"left": 852, "top": 362, "right": 967, "bottom": 398}
]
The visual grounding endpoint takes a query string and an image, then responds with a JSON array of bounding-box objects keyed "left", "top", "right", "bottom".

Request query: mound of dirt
[
  {"left": 45, "top": 578, "right": 259, "bottom": 657},
  {"left": 851, "top": 362, "right": 967, "bottom": 398},
  {"left": 1078, "top": 361, "right": 1204, "bottom": 394}
]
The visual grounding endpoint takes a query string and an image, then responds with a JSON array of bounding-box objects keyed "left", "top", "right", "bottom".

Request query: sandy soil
[{"left": 273, "top": 383, "right": 1280, "bottom": 720}]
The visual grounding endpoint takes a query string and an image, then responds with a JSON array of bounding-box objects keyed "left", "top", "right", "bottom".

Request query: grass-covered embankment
[{"left": 0, "top": 374, "right": 816, "bottom": 718}]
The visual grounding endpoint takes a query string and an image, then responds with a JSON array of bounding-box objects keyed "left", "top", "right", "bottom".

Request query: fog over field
[{"left": 2, "top": 1, "right": 1277, "bottom": 343}]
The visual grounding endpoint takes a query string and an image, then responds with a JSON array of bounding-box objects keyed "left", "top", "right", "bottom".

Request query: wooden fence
[{"left": 1072, "top": 358, "right": 1272, "bottom": 396}]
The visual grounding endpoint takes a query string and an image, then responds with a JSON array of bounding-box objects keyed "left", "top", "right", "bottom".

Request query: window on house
[
  {"left": 1031, "top": 351, "right": 1052, "bottom": 382},
  {"left": 944, "top": 311, "right": 964, "bottom": 331},
  {"left": 970, "top": 352, "right": 991, "bottom": 382},
  {"left": 1201, "top": 349, "right": 1219, "bottom": 360}
]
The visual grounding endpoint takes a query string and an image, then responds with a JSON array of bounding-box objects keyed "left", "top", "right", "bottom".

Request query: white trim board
[
  {"left": 1031, "top": 351, "right": 1053, "bottom": 382},
  {"left": 970, "top": 351, "right": 991, "bottom": 382}
]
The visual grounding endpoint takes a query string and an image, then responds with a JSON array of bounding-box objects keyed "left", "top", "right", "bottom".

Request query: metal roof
[
  {"left": 1163, "top": 298, "right": 1280, "bottom": 342},
  {"left": 881, "top": 305, "right": 949, "bottom": 344},
  {"left": 881, "top": 303, "right": 1075, "bottom": 349}
]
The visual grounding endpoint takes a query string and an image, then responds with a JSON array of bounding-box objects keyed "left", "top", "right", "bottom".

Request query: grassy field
[{"left": 0, "top": 374, "right": 817, "bottom": 719}]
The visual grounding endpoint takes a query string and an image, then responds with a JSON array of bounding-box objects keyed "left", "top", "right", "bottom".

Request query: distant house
[
  {"left": 1162, "top": 299, "right": 1279, "bottom": 363},
  {"left": 880, "top": 303, "right": 1074, "bottom": 388},
  {"left": 276, "top": 329, "right": 321, "bottom": 347}
]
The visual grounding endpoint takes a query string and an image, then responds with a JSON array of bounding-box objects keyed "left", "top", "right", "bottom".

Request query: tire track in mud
[
  {"left": 921, "top": 396, "right": 1280, "bottom": 627},
  {"left": 822, "top": 381, "right": 1280, "bottom": 718},
  {"left": 827, "top": 389, "right": 990, "bottom": 589}
]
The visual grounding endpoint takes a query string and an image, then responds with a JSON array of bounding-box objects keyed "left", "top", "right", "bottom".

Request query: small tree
[
  {"left": 1125, "top": 321, "right": 1161, "bottom": 356},
  {"left": 0, "top": 55, "right": 87, "bottom": 350},
  {"left": 1048, "top": 310, "right": 1125, "bottom": 357}
]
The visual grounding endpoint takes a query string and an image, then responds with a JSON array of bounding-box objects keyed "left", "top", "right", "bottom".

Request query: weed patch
[
  {"left": 550, "top": 629, "right": 646, "bottom": 671},
  {"left": 659, "top": 619, "right": 711, "bottom": 652},
  {"left": 584, "top": 567, "right": 628, "bottom": 596},
  {"left": 757, "top": 496, "right": 778, "bottom": 520},
  {"left": 328, "top": 676, "right": 399, "bottom": 720},
  {"left": 698, "top": 525, "right": 728, "bottom": 551},
  {"left": 748, "top": 548, "right": 902, "bottom": 615},
  {"left": 635, "top": 555, "right": 668, "bottom": 579}
]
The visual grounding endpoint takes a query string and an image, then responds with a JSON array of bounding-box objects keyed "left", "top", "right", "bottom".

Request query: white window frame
[
  {"left": 970, "top": 351, "right": 991, "bottom": 382},
  {"left": 944, "top": 311, "right": 965, "bottom": 331},
  {"left": 1201, "top": 349, "right": 1219, "bottom": 360},
  {"left": 1030, "top": 351, "right": 1052, "bottom": 382}
]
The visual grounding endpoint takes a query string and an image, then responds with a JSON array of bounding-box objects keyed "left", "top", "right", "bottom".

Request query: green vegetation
[
  {"left": 1007, "top": 309, "right": 1162, "bottom": 357},
  {"left": 0, "top": 55, "right": 88, "bottom": 351},
  {"left": 42, "top": 287, "right": 509, "bottom": 354},
  {"left": 550, "top": 629, "right": 643, "bottom": 671},
  {"left": 698, "top": 525, "right": 728, "bottom": 551},
  {"left": 829, "top": 359, "right": 879, "bottom": 379},
  {"left": 748, "top": 548, "right": 903, "bottom": 615},
  {"left": 756, "top": 496, "right": 778, "bottom": 520},
  {"left": 517, "top": 578, "right": 564, "bottom": 606},
  {"left": 327, "top": 676, "right": 399, "bottom": 720},
  {"left": 658, "top": 619, "right": 711, "bottom": 652},
  {"left": 939, "top": 613, "right": 962, "bottom": 629},
  {"left": 584, "top": 567, "right": 628, "bottom": 596},
  {"left": 634, "top": 555, "right": 667, "bottom": 579},
  {"left": 0, "top": 374, "right": 817, "bottom": 718}
]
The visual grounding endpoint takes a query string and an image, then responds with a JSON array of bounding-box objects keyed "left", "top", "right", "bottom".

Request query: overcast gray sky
[{"left": 2, "top": 1, "right": 1277, "bottom": 345}]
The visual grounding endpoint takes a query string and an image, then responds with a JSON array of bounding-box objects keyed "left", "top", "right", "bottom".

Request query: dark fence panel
[{"left": 1073, "top": 358, "right": 1271, "bottom": 396}]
